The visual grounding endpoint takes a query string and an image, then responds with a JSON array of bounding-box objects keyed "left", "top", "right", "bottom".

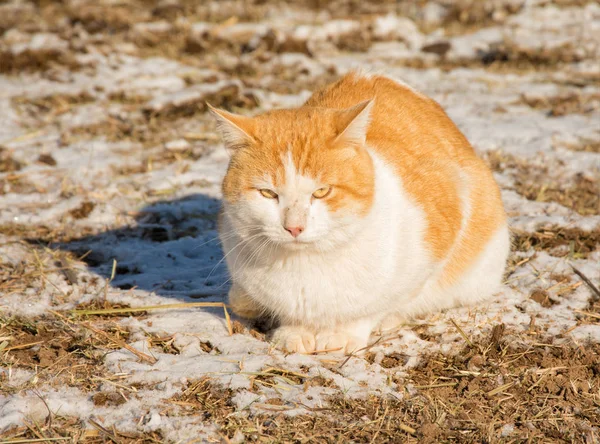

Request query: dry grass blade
[
  {"left": 0, "top": 439, "right": 72, "bottom": 443},
  {"left": 88, "top": 418, "right": 121, "bottom": 444},
  {"left": 571, "top": 265, "right": 600, "bottom": 301},
  {"left": 414, "top": 382, "right": 458, "bottom": 389},
  {"left": 449, "top": 318, "right": 474, "bottom": 347},
  {"left": 487, "top": 381, "right": 515, "bottom": 397},
  {"left": 4, "top": 340, "right": 45, "bottom": 352},
  {"left": 399, "top": 423, "right": 417, "bottom": 435},
  {"left": 574, "top": 310, "right": 600, "bottom": 320},
  {"left": 68, "top": 302, "right": 233, "bottom": 335}
]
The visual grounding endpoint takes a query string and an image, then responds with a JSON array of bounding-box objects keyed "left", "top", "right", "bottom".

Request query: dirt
[{"left": 69, "top": 201, "right": 96, "bottom": 220}]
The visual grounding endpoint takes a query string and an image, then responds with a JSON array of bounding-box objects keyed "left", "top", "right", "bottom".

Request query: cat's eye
[
  {"left": 312, "top": 186, "right": 332, "bottom": 199},
  {"left": 259, "top": 189, "right": 278, "bottom": 199}
]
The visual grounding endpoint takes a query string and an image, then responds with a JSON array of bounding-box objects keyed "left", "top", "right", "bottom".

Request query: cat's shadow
[{"left": 33, "top": 193, "right": 239, "bottom": 318}]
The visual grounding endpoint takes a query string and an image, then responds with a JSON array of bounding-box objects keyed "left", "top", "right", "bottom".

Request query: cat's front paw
[
  {"left": 315, "top": 331, "right": 368, "bottom": 355},
  {"left": 270, "top": 326, "right": 316, "bottom": 353}
]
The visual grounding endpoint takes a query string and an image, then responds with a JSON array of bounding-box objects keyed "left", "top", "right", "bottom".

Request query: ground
[{"left": 0, "top": 0, "right": 599, "bottom": 442}]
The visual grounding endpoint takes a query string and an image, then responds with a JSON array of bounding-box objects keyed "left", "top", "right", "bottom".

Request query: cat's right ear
[
  {"left": 207, "top": 103, "right": 256, "bottom": 151},
  {"left": 334, "top": 99, "right": 374, "bottom": 147}
]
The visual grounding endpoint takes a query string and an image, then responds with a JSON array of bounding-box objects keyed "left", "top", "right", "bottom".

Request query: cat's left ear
[
  {"left": 207, "top": 103, "right": 256, "bottom": 151},
  {"left": 335, "top": 99, "right": 374, "bottom": 147}
]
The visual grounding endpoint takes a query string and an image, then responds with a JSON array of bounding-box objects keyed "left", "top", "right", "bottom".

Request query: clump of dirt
[
  {"left": 478, "top": 40, "right": 584, "bottom": 69},
  {"left": 380, "top": 352, "right": 409, "bottom": 368},
  {"left": 67, "top": 4, "right": 140, "bottom": 33},
  {"left": 0, "top": 222, "right": 97, "bottom": 244},
  {"left": 68, "top": 201, "right": 96, "bottom": 220},
  {"left": 92, "top": 391, "right": 127, "bottom": 406},
  {"left": 530, "top": 288, "right": 556, "bottom": 307},
  {"left": 304, "top": 374, "right": 337, "bottom": 389},
  {"left": 512, "top": 226, "right": 600, "bottom": 258},
  {"left": 168, "top": 377, "right": 235, "bottom": 419},
  {"left": 37, "top": 153, "right": 57, "bottom": 166},
  {"left": 0, "top": 147, "right": 23, "bottom": 173},
  {"left": 0, "top": 48, "right": 80, "bottom": 74},
  {"left": 399, "top": 37, "right": 588, "bottom": 73},
  {"left": 441, "top": 0, "right": 525, "bottom": 35},
  {"left": 199, "top": 340, "right": 221, "bottom": 354}
]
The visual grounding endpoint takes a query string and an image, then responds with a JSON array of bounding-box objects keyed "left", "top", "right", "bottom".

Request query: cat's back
[
  {"left": 305, "top": 71, "right": 474, "bottom": 160},
  {"left": 305, "top": 72, "right": 507, "bottom": 286}
]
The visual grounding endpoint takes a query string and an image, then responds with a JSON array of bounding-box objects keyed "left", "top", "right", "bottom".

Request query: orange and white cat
[{"left": 210, "top": 72, "right": 509, "bottom": 354}]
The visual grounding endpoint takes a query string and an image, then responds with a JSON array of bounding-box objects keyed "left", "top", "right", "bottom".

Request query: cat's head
[{"left": 210, "top": 101, "right": 375, "bottom": 251}]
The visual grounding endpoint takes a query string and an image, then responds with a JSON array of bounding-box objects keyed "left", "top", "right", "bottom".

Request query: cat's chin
[{"left": 279, "top": 239, "right": 315, "bottom": 250}]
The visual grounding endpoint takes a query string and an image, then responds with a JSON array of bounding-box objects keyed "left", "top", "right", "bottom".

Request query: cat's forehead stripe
[{"left": 282, "top": 150, "right": 319, "bottom": 191}]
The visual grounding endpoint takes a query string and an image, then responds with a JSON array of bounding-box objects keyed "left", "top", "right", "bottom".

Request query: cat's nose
[{"left": 284, "top": 226, "right": 304, "bottom": 238}]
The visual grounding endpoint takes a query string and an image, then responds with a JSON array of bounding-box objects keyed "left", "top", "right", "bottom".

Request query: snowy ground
[{"left": 1, "top": 0, "right": 599, "bottom": 442}]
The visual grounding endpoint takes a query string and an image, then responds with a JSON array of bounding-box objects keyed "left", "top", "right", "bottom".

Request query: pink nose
[{"left": 284, "top": 226, "right": 304, "bottom": 238}]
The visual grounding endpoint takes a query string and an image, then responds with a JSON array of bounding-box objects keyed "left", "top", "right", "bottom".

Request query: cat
[{"left": 209, "top": 71, "right": 510, "bottom": 354}]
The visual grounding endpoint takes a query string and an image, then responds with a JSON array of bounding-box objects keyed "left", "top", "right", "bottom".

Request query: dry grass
[
  {"left": 12, "top": 92, "right": 95, "bottom": 123},
  {"left": 518, "top": 92, "right": 600, "bottom": 117},
  {"left": 516, "top": 175, "right": 599, "bottom": 216},
  {"left": 512, "top": 226, "right": 600, "bottom": 259},
  {"left": 485, "top": 150, "right": 599, "bottom": 216},
  {"left": 3, "top": 420, "right": 164, "bottom": 443},
  {"left": 0, "top": 49, "right": 80, "bottom": 74},
  {"left": 0, "top": 315, "right": 116, "bottom": 395},
  {"left": 440, "top": 0, "right": 525, "bottom": 35},
  {"left": 554, "top": 137, "right": 600, "bottom": 154},
  {"left": 3, "top": 318, "right": 599, "bottom": 442},
  {"left": 151, "top": 329, "right": 600, "bottom": 443}
]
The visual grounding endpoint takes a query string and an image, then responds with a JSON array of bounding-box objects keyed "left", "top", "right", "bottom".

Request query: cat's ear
[
  {"left": 335, "top": 99, "right": 374, "bottom": 147},
  {"left": 207, "top": 104, "right": 255, "bottom": 150}
]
